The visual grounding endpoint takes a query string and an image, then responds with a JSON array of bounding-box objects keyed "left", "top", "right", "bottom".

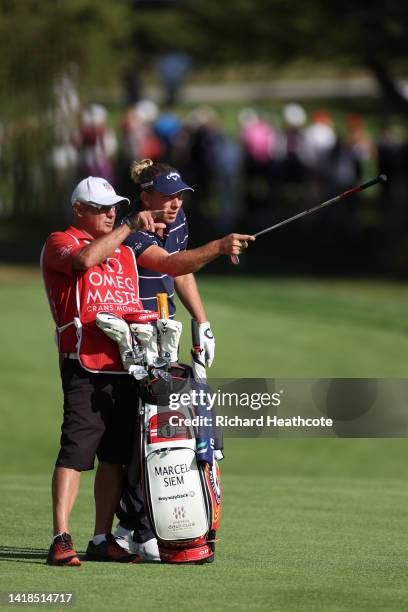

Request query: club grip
[
  {"left": 156, "top": 292, "right": 169, "bottom": 319},
  {"left": 230, "top": 255, "right": 240, "bottom": 265}
]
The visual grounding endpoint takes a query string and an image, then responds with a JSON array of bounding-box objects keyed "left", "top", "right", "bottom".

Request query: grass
[
  {"left": 2, "top": 469, "right": 408, "bottom": 612},
  {"left": 0, "top": 464, "right": 408, "bottom": 611},
  {"left": 176, "top": 276, "right": 408, "bottom": 378},
  {"left": 1, "top": 268, "right": 408, "bottom": 610}
]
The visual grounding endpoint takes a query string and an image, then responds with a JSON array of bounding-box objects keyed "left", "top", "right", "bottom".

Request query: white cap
[
  {"left": 81, "top": 104, "right": 108, "bottom": 126},
  {"left": 283, "top": 103, "right": 307, "bottom": 128},
  {"left": 71, "top": 177, "right": 130, "bottom": 207},
  {"left": 135, "top": 99, "right": 159, "bottom": 123}
]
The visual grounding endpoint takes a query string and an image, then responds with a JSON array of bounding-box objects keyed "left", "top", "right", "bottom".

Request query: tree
[
  {"left": 0, "top": 0, "right": 133, "bottom": 119},
  {"left": 132, "top": 0, "right": 408, "bottom": 113},
  {"left": 232, "top": 2, "right": 407, "bottom": 112},
  {"left": 0, "top": 0, "right": 134, "bottom": 224}
]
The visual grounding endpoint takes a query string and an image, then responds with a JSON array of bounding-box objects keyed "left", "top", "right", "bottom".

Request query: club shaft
[
  {"left": 254, "top": 175, "right": 386, "bottom": 239},
  {"left": 230, "top": 175, "right": 387, "bottom": 264},
  {"left": 254, "top": 195, "right": 339, "bottom": 237}
]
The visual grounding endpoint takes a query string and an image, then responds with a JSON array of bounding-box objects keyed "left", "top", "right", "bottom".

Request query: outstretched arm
[{"left": 136, "top": 233, "right": 255, "bottom": 277}]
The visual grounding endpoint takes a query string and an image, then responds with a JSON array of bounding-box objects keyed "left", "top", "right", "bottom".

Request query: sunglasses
[{"left": 80, "top": 201, "right": 122, "bottom": 213}]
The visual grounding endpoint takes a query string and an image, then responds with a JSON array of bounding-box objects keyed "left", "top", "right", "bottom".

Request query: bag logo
[{"left": 173, "top": 506, "right": 186, "bottom": 519}]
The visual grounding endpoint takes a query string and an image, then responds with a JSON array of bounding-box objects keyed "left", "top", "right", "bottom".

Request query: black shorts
[{"left": 56, "top": 359, "right": 139, "bottom": 472}]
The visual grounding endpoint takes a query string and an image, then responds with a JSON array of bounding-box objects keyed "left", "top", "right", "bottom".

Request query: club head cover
[
  {"left": 157, "top": 319, "right": 182, "bottom": 363},
  {"left": 129, "top": 322, "right": 158, "bottom": 366},
  {"left": 96, "top": 312, "right": 133, "bottom": 353},
  {"left": 124, "top": 310, "right": 158, "bottom": 324}
]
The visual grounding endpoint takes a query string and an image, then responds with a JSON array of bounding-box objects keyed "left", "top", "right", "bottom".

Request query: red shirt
[{"left": 41, "top": 226, "right": 86, "bottom": 353}]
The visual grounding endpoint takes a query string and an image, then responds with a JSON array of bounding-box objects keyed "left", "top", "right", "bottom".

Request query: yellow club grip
[{"left": 156, "top": 292, "right": 169, "bottom": 319}]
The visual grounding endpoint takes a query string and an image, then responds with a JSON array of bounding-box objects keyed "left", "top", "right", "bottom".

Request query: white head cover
[
  {"left": 71, "top": 177, "right": 130, "bottom": 207},
  {"left": 129, "top": 323, "right": 158, "bottom": 366},
  {"left": 157, "top": 319, "right": 182, "bottom": 363},
  {"left": 95, "top": 313, "right": 133, "bottom": 353}
]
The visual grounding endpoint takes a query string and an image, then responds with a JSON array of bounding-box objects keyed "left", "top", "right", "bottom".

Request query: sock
[
  {"left": 92, "top": 534, "right": 107, "bottom": 546},
  {"left": 115, "top": 524, "right": 133, "bottom": 538},
  {"left": 53, "top": 532, "right": 66, "bottom": 542}
]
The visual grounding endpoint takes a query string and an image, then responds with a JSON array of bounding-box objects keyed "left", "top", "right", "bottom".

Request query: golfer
[
  {"left": 114, "top": 159, "right": 218, "bottom": 560},
  {"left": 41, "top": 176, "right": 253, "bottom": 566}
]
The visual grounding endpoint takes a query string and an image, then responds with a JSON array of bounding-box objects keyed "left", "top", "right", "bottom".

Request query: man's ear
[
  {"left": 72, "top": 202, "right": 83, "bottom": 217},
  {"left": 140, "top": 194, "right": 148, "bottom": 209}
]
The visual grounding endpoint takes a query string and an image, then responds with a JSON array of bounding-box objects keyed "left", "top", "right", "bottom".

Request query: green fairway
[
  {"left": 178, "top": 276, "right": 408, "bottom": 378},
  {"left": 2, "top": 469, "right": 408, "bottom": 612},
  {"left": 1, "top": 268, "right": 408, "bottom": 611}
]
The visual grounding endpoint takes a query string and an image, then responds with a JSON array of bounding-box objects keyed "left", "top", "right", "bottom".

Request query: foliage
[
  {"left": 135, "top": 0, "right": 408, "bottom": 111},
  {"left": 175, "top": 1, "right": 408, "bottom": 71},
  {"left": 0, "top": 0, "right": 133, "bottom": 119},
  {"left": 0, "top": 0, "right": 134, "bottom": 223},
  {"left": 1, "top": 0, "right": 407, "bottom": 225},
  {"left": 1, "top": 0, "right": 407, "bottom": 114}
]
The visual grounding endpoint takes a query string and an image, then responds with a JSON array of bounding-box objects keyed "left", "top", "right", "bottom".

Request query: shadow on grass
[
  {"left": 0, "top": 547, "right": 157, "bottom": 565},
  {"left": 0, "top": 546, "right": 47, "bottom": 563}
]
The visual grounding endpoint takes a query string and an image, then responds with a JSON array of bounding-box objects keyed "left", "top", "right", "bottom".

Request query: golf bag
[
  {"left": 139, "top": 365, "right": 222, "bottom": 563},
  {"left": 96, "top": 304, "right": 222, "bottom": 564}
]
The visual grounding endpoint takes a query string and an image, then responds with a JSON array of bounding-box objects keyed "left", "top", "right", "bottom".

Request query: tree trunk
[{"left": 366, "top": 57, "right": 408, "bottom": 115}]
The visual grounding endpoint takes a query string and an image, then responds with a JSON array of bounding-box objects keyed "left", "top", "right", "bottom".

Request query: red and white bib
[
  {"left": 75, "top": 246, "right": 143, "bottom": 372},
  {"left": 41, "top": 226, "right": 143, "bottom": 373}
]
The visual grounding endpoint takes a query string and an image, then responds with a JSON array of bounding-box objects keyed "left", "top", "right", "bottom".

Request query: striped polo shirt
[{"left": 124, "top": 208, "right": 188, "bottom": 318}]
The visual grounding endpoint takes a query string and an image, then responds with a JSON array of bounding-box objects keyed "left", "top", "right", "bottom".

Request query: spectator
[
  {"left": 281, "top": 103, "right": 308, "bottom": 184},
  {"left": 155, "top": 52, "right": 192, "bottom": 106},
  {"left": 238, "top": 108, "right": 281, "bottom": 225},
  {"left": 77, "top": 104, "right": 117, "bottom": 183},
  {"left": 303, "top": 109, "right": 337, "bottom": 172}
]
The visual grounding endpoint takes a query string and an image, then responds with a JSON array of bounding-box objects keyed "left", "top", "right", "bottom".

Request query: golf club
[{"left": 231, "top": 174, "right": 388, "bottom": 265}]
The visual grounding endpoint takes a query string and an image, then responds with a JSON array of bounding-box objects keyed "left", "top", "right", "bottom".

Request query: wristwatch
[{"left": 123, "top": 215, "right": 138, "bottom": 231}]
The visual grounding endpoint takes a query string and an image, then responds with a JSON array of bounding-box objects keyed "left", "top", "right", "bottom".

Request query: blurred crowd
[{"left": 49, "top": 76, "right": 408, "bottom": 262}]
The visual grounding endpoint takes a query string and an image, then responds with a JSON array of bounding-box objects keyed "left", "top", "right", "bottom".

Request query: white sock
[
  {"left": 115, "top": 524, "right": 133, "bottom": 538},
  {"left": 92, "top": 534, "right": 106, "bottom": 545}
]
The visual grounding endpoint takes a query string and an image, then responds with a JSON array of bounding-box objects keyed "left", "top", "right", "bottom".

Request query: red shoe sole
[
  {"left": 65, "top": 556, "right": 81, "bottom": 566},
  {"left": 47, "top": 555, "right": 81, "bottom": 566}
]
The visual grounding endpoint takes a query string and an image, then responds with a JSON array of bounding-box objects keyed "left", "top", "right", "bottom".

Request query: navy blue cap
[{"left": 140, "top": 171, "right": 194, "bottom": 195}]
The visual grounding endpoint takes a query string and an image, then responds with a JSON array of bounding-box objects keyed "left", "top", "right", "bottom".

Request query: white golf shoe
[
  {"left": 113, "top": 524, "right": 136, "bottom": 553},
  {"left": 135, "top": 538, "right": 161, "bottom": 562},
  {"left": 114, "top": 525, "right": 161, "bottom": 562}
]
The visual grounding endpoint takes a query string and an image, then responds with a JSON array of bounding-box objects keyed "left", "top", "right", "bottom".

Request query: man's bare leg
[{"left": 52, "top": 467, "right": 81, "bottom": 535}]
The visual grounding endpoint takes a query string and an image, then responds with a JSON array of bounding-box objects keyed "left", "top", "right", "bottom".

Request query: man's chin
[{"left": 93, "top": 227, "right": 113, "bottom": 237}]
